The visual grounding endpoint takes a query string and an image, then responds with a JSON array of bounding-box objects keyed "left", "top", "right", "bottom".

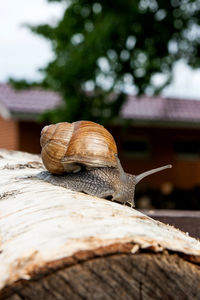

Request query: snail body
[{"left": 39, "top": 121, "right": 172, "bottom": 207}]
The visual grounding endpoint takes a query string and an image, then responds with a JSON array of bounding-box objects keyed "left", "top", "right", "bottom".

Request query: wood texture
[
  {"left": 2, "top": 253, "right": 200, "bottom": 300},
  {"left": 1, "top": 149, "right": 200, "bottom": 300}
]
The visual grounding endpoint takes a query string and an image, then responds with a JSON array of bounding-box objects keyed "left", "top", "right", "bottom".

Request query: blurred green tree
[{"left": 10, "top": 0, "right": 200, "bottom": 123}]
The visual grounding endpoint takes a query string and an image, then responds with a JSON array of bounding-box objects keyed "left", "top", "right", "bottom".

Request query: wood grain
[{"left": 2, "top": 253, "right": 200, "bottom": 300}]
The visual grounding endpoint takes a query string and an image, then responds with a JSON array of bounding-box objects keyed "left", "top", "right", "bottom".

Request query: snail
[{"left": 38, "top": 121, "right": 172, "bottom": 207}]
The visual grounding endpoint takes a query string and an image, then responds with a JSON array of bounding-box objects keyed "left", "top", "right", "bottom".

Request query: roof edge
[
  {"left": 0, "top": 103, "right": 11, "bottom": 119},
  {"left": 115, "top": 117, "right": 200, "bottom": 129}
]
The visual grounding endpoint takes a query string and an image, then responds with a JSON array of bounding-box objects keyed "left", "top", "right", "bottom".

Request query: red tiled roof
[
  {"left": 0, "top": 83, "right": 61, "bottom": 114},
  {"left": 0, "top": 83, "right": 200, "bottom": 123}
]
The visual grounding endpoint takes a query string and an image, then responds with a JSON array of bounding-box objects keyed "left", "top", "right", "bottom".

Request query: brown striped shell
[{"left": 40, "top": 121, "right": 118, "bottom": 174}]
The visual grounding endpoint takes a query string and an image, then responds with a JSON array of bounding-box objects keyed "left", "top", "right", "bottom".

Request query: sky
[
  {"left": 0, "top": 0, "right": 64, "bottom": 81},
  {"left": 1, "top": 0, "right": 200, "bottom": 100}
]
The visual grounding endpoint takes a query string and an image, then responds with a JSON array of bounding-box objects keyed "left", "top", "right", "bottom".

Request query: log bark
[{"left": 1, "top": 149, "right": 200, "bottom": 300}]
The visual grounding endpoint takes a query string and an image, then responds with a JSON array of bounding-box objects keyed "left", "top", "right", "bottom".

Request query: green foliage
[
  {"left": 9, "top": 78, "right": 40, "bottom": 89},
  {"left": 12, "top": 0, "right": 200, "bottom": 123}
]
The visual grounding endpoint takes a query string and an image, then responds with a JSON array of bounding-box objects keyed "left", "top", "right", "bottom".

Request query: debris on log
[{"left": 0, "top": 149, "right": 200, "bottom": 300}]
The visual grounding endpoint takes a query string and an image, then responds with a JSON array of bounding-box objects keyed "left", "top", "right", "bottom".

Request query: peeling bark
[{"left": 0, "top": 150, "right": 200, "bottom": 300}]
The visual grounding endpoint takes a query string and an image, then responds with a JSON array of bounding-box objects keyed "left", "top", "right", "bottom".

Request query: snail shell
[{"left": 40, "top": 121, "right": 118, "bottom": 174}]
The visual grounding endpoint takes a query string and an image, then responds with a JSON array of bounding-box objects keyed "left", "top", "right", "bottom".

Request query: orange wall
[
  {"left": 0, "top": 117, "right": 18, "bottom": 150},
  {"left": 110, "top": 125, "right": 200, "bottom": 189},
  {"left": 0, "top": 118, "right": 43, "bottom": 153}
]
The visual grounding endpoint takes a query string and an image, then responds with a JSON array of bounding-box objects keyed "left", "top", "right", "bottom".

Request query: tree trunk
[{"left": 0, "top": 149, "right": 200, "bottom": 300}]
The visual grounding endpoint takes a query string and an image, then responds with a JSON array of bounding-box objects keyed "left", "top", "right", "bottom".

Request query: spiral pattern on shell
[{"left": 40, "top": 121, "right": 118, "bottom": 174}]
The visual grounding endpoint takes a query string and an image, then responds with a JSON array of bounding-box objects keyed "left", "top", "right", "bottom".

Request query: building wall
[
  {"left": 0, "top": 117, "right": 18, "bottom": 149},
  {"left": 18, "top": 121, "right": 44, "bottom": 154},
  {"left": 17, "top": 122, "right": 200, "bottom": 189},
  {"left": 110, "top": 125, "right": 200, "bottom": 189},
  {"left": 1, "top": 118, "right": 200, "bottom": 190}
]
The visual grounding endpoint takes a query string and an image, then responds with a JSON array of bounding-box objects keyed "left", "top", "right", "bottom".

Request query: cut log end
[{"left": 2, "top": 253, "right": 200, "bottom": 300}]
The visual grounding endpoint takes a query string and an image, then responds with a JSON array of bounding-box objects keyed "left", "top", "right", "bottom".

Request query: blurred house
[
  {"left": 1, "top": 82, "right": 200, "bottom": 192},
  {"left": 117, "top": 95, "right": 200, "bottom": 190},
  {"left": 0, "top": 83, "right": 60, "bottom": 153}
]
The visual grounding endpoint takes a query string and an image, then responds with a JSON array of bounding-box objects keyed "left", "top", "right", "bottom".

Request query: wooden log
[{"left": 0, "top": 149, "right": 200, "bottom": 300}]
